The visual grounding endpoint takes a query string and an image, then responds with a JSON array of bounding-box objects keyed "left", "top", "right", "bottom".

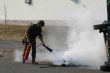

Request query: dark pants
[{"left": 28, "top": 36, "right": 37, "bottom": 62}]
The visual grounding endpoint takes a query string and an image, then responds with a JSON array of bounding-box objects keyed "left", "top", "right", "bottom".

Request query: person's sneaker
[{"left": 32, "top": 61, "right": 38, "bottom": 64}]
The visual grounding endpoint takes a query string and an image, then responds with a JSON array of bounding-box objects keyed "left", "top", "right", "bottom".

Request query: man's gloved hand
[{"left": 42, "top": 43, "right": 46, "bottom": 47}]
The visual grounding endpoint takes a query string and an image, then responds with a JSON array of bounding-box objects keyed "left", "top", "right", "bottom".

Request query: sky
[{"left": 0, "top": 0, "right": 107, "bottom": 20}]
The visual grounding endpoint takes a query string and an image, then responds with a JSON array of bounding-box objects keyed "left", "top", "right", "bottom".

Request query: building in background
[{"left": 0, "top": 0, "right": 107, "bottom": 24}]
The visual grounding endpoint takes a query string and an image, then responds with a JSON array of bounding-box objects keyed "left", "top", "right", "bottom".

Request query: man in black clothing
[{"left": 24, "top": 20, "right": 45, "bottom": 64}]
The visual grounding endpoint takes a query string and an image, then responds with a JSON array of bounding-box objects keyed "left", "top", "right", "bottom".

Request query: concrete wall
[{"left": 0, "top": 0, "right": 107, "bottom": 21}]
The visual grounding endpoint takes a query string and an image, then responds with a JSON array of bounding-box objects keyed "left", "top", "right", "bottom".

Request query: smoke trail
[
  {"left": 13, "top": 49, "right": 23, "bottom": 62},
  {"left": 60, "top": 11, "right": 106, "bottom": 69},
  {"left": 65, "top": 9, "right": 107, "bottom": 67}
]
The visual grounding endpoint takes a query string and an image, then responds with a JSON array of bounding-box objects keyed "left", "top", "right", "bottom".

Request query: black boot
[{"left": 32, "top": 60, "right": 38, "bottom": 64}]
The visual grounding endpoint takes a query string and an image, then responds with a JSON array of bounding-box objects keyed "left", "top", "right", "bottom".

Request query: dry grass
[{"left": 0, "top": 24, "right": 29, "bottom": 41}]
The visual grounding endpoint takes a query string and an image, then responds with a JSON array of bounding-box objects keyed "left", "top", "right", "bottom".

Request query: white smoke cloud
[
  {"left": 42, "top": 8, "right": 107, "bottom": 69},
  {"left": 65, "top": 9, "right": 107, "bottom": 67}
]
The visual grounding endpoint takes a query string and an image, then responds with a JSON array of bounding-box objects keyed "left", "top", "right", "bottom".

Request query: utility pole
[
  {"left": 4, "top": 0, "right": 7, "bottom": 25},
  {"left": 107, "top": 0, "right": 110, "bottom": 22}
]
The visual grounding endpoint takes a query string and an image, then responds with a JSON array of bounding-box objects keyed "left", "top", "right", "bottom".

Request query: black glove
[
  {"left": 42, "top": 43, "right": 46, "bottom": 47},
  {"left": 22, "top": 37, "right": 28, "bottom": 45}
]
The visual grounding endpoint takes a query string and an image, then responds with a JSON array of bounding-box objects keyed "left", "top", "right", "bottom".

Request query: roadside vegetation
[{"left": 0, "top": 24, "right": 29, "bottom": 41}]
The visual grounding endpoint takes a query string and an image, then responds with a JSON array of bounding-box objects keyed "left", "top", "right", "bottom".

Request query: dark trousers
[
  {"left": 28, "top": 36, "right": 36, "bottom": 62},
  {"left": 31, "top": 43, "right": 36, "bottom": 62}
]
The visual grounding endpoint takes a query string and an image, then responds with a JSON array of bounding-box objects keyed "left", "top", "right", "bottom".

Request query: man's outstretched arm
[{"left": 39, "top": 33, "right": 45, "bottom": 46}]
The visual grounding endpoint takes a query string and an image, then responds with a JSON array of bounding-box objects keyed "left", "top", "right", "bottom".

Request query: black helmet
[{"left": 38, "top": 20, "right": 45, "bottom": 27}]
